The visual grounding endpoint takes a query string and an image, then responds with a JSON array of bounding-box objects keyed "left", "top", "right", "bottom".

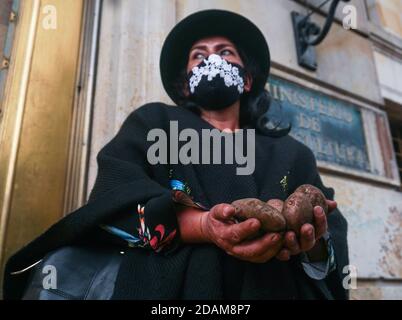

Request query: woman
[{"left": 3, "top": 9, "right": 349, "bottom": 300}]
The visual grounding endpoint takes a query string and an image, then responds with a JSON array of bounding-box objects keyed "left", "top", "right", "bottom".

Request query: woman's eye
[
  {"left": 220, "top": 49, "right": 232, "bottom": 56},
  {"left": 194, "top": 53, "right": 205, "bottom": 60}
]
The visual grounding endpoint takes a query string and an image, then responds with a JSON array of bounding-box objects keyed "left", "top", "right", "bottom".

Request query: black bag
[{"left": 21, "top": 245, "right": 123, "bottom": 300}]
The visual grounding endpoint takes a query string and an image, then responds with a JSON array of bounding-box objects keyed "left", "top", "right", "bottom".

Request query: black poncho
[{"left": 3, "top": 102, "right": 349, "bottom": 300}]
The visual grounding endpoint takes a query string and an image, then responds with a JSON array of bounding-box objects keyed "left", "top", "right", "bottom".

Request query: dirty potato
[
  {"left": 295, "top": 184, "right": 328, "bottom": 214},
  {"left": 282, "top": 193, "right": 313, "bottom": 235},
  {"left": 231, "top": 198, "right": 286, "bottom": 232},
  {"left": 267, "top": 199, "right": 284, "bottom": 213}
]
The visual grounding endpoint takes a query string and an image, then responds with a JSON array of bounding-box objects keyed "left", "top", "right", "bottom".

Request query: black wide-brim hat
[{"left": 160, "top": 9, "right": 271, "bottom": 105}]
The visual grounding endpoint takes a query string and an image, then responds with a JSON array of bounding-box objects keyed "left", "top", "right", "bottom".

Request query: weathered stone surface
[
  {"left": 374, "top": 51, "right": 402, "bottom": 105},
  {"left": 322, "top": 173, "right": 402, "bottom": 279},
  {"left": 351, "top": 280, "right": 402, "bottom": 300}
]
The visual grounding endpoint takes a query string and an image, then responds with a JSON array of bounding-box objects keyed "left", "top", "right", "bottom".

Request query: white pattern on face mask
[{"left": 189, "top": 54, "right": 245, "bottom": 94}]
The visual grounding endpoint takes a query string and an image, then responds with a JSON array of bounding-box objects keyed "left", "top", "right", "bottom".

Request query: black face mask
[{"left": 187, "top": 54, "right": 246, "bottom": 110}]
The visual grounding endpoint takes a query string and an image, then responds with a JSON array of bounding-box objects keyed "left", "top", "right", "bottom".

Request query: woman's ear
[{"left": 244, "top": 73, "right": 253, "bottom": 92}]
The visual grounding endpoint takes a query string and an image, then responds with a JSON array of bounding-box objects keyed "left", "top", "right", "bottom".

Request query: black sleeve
[
  {"left": 87, "top": 103, "right": 182, "bottom": 255},
  {"left": 311, "top": 171, "right": 350, "bottom": 300},
  {"left": 295, "top": 146, "right": 350, "bottom": 300}
]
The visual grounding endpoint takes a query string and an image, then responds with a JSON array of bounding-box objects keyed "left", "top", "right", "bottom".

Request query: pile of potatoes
[{"left": 231, "top": 184, "right": 328, "bottom": 237}]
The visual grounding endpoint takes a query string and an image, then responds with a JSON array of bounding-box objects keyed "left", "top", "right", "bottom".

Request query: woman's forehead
[{"left": 190, "top": 36, "right": 237, "bottom": 50}]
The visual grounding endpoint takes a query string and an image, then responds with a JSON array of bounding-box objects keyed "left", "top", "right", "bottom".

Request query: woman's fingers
[
  {"left": 210, "top": 204, "right": 236, "bottom": 221},
  {"left": 284, "top": 231, "right": 301, "bottom": 255},
  {"left": 326, "top": 200, "right": 337, "bottom": 213},
  {"left": 313, "top": 206, "right": 328, "bottom": 240},
  {"left": 210, "top": 201, "right": 331, "bottom": 263},
  {"left": 278, "top": 209, "right": 325, "bottom": 257},
  {"left": 223, "top": 218, "right": 261, "bottom": 244},
  {"left": 300, "top": 223, "right": 315, "bottom": 251},
  {"left": 230, "top": 232, "right": 283, "bottom": 261},
  {"left": 276, "top": 248, "right": 291, "bottom": 261}
]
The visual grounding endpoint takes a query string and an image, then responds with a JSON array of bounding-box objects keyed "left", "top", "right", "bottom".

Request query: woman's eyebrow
[
  {"left": 213, "top": 43, "right": 236, "bottom": 50},
  {"left": 189, "top": 45, "right": 208, "bottom": 52},
  {"left": 189, "top": 43, "right": 236, "bottom": 53}
]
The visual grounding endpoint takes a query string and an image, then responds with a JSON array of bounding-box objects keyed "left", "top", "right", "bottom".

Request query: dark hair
[{"left": 173, "top": 44, "right": 291, "bottom": 137}]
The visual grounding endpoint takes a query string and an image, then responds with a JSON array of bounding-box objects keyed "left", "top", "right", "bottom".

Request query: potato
[
  {"left": 282, "top": 192, "right": 313, "bottom": 236},
  {"left": 294, "top": 184, "right": 328, "bottom": 214},
  {"left": 267, "top": 199, "right": 284, "bottom": 213},
  {"left": 231, "top": 184, "right": 327, "bottom": 237},
  {"left": 231, "top": 198, "right": 286, "bottom": 232}
]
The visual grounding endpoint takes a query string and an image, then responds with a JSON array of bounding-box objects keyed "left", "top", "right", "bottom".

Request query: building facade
[{"left": 0, "top": 0, "right": 401, "bottom": 299}]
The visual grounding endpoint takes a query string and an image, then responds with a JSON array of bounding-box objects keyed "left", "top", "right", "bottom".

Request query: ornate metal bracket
[{"left": 291, "top": 0, "right": 350, "bottom": 71}]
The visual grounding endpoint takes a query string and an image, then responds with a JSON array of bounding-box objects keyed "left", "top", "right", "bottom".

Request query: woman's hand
[
  {"left": 201, "top": 204, "right": 284, "bottom": 263},
  {"left": 275, "top": 200, "right": 337, "bottom": 262}
]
